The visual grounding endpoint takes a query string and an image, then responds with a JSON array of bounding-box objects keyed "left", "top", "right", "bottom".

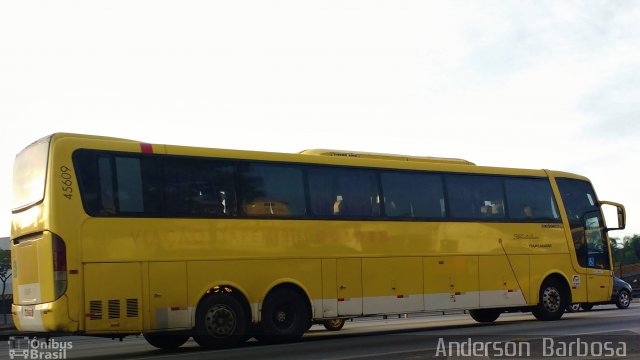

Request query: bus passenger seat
[
  {"left": 333, "top": 196, "right": 343, "bottom": 215},
  {"left": 480, "top": 205, "right": 491, "bottom": 216},
  {"left": 524, "top": 206, "right": 533, "bottom": 218}
]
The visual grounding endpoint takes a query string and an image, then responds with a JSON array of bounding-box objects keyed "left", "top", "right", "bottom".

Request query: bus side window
[
  {"left": 97, "top": 156, "right": 116, "bottom": 214},
  {"left": 504, "top": 178, "right": 559, "bottom": 221},
  {"left": 238, "top": 163, "right": 305, "bottom": 217},
  {"left": 446, "top": 174, "right": 505, "bottom": 220},
  {"left": 308, "top": 167, "right": 379, "bottom": 218},
  {"left": 380, "top": 171, "right": 445, "bottom": 219},
  {"left": 163, "top": 157, "right": 236, "bottom": 217},
  {"left": 114, "top": 157, "right": 144, "bottom": 213}
]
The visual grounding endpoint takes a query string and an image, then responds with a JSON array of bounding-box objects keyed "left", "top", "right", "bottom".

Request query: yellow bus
[{"left": 11, "top": 133, "right": 626, "bottom": 349}]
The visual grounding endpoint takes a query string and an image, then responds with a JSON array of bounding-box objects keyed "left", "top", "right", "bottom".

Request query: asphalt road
[{"left": 3, "top": 304, "right": 639, "bottom": 359}]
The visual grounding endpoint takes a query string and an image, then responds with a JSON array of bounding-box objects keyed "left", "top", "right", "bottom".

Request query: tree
[
  {"left": 0, "top": 249, "right": 11, "bottom": 323},
  {"left": 611, "top": 234, "right": 640, "bottom": 269}
]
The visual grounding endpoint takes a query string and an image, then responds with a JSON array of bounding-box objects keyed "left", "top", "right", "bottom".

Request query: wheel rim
[
  {"left": 619, "top": 292, "right": 630, "bottom": 307},
  {"left": 204, "top": 304, "right": 236, "bottom": 338},
  {"left": 542, "top": 286, "right": 561, "bottom": 312},
  {"left": 272, "top": 301, "right": 295, "bottom": 330},
  {"left": 328, "top": 319, "right": 342, "bottom": 327},
  {"left": 570, "top": 304, "right": 580, "bottom": 311}
]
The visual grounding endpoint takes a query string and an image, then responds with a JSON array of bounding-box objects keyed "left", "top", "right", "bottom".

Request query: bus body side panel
[{"left": 78, "top": 217, "right": 572, "bottom": 329}]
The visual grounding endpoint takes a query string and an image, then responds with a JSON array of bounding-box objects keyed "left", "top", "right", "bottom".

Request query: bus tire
[
  {"left": 260, "top": 287, "right": 309, "bottom": 343},
  {"left": 143, "top": 332, "right": 190, "bottom": 350},
  {"left": 468, "top": 309, "right": 501, "bottom": 323},
  {"left": 322, "top": 318, "right": 346, "bottom": 331},
  {"left": 193, "top": 293, "right": 248, "bottom": 349},
  {"left": 532, "top": 278, "right": 567, "bottom": 321}
]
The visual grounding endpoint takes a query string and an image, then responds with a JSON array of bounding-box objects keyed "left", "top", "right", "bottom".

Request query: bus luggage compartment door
[
  {"left": 83, "top": 263, "right": 142, "bottom": 333},
  {"left": 148, "top": 261, "right": 189, "bottom": 330},
  {"left": 336, "top": 258, "right": 363, "bottom": 316}
]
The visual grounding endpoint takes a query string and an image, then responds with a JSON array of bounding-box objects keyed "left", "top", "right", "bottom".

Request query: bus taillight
[{"left": 52, "top": 234, "right": 68, "bottom": 299}]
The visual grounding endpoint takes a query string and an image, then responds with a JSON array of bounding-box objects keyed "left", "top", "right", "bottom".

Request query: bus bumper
[{"left": 12, "top": 296, "right": 78, "bottom": 333}]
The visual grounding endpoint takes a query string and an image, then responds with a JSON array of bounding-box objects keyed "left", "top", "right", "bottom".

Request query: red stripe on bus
[{"left": 140, "top": 143, "right": 153, "bottom": 153}]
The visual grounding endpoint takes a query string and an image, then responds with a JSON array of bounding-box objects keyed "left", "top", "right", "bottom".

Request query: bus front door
[{"left": 584, "top": 213, "right": 612, "bottom": 303}]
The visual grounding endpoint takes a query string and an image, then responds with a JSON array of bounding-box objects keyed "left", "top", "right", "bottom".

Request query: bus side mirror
[{"left": 600, "top": 201, "right": 626, "bottom": 231}]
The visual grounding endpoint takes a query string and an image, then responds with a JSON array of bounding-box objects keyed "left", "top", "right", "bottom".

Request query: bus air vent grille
[
  {"left": 126, "top": 298, "right": 139, "bottom": 318},
  {"left": 89, "top": 301, "right": 102, "bottom": 320},
  {"left": 108, "top": 299, "right": 120, "bottom": 319}
]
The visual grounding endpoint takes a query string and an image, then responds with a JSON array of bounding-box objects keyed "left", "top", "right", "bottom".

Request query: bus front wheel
[
  {"left": 193, "top": 293, "right": 248, "bottom": 349},
  {"left": 532, "top": 278, "right": 567, "bottom": 321},
  {"left": 143, "top": 332, "right": 190, "bottom": 350},
  {"left": 469, "top": 309, "right": 501, "bottom": 323},
  {"left": 260, "top": 287, "right": 309, "bottom": 343}
]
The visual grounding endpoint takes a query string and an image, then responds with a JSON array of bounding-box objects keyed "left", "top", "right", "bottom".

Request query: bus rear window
[{"left": 12, "top": 137, "right": 50, "bottom": 210}]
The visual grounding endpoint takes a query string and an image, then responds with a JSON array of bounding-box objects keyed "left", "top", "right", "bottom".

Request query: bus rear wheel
[
  {"left": 143, "top": 332, "right": 190, "bottom": 350},
  {"left": 469, "top": 309, "right": 501, "bottom": 323},
  {"left": 260, "top": 287, "right": 309, "bottom": 343},
  {"left": 193, "top": 293, "right": 248, "bottom": 349},
  {"left": 532, "top": 278, "right": 567, "bottom": 321}
]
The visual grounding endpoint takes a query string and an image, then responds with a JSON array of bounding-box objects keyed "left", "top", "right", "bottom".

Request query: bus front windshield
[
  {"left": 12, "top": 137, "right": 50, "bottom": 211},
  {"left": 557, "top": 178, "right": 610, "bottom": 270}
]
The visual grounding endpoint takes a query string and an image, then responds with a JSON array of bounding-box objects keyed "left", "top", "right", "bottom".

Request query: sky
[{"left": 0, "top": 1, "right": 639, "bottom": 239}]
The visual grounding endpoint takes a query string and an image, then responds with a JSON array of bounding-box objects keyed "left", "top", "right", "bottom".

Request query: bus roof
[
  {"left": 46, "top": 133, "right": 589, "bottom": 180},
  {"left": 299, "top": 149, "right": 475, "bottom": 165}
]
